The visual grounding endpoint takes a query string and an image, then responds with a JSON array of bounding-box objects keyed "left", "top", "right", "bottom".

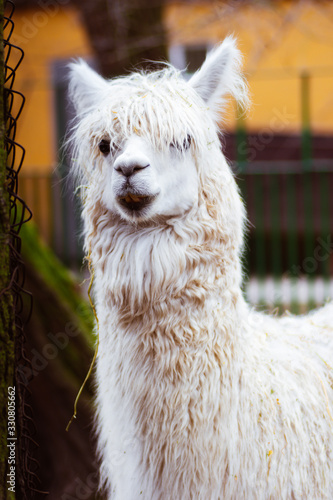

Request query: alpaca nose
[{"left": 114, "top": 160, "right": 149, "bottom": 177}]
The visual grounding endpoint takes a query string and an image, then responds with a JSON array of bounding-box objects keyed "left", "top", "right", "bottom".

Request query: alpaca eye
[
  {"left": 99, "top": 139, "right": 111, "bottom": 155},
  {"left": 170, "top": 135, "right": 192, "bottom": 152},
  {"left": 183, "top": 135, "right": 192, "bottom": 150}
]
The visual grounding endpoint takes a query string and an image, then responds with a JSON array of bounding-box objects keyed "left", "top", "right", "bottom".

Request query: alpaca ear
[
  {"left": 68, "top": 59, "right": 109, "bottom": 115},
  {"left": 189, "top": 37, "right": 249, "bottom": 116}
]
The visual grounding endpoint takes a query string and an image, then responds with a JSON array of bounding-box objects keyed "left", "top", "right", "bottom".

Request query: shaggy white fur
[{"left": 68, "top": 37, "right": 333, "bottom": 500}]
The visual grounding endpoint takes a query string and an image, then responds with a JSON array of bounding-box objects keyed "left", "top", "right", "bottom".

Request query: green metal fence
[{"left": 236, "top": 161, "right": 333, "bottom": 313}]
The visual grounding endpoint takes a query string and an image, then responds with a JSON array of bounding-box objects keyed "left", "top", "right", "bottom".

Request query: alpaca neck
[{"left": 88, "top": 206, "right": 245, "bottom": 349}]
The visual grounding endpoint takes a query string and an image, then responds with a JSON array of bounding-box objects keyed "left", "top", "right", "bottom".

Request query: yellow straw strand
[{"left": 66, "top": 259, "right": 99, "bottom": 432}]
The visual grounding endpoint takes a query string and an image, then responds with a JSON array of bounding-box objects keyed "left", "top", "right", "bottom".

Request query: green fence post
[
  {"left": 300, "top": 70, "right": 316, "bottom": 309},
  {"left": 270, "top": 173, "right": 282, "bottom": 308},
  {"left": 301, "top": 71, "right": 312, "bottom": 171},
  {"left": 235, "top": 102, "right": 247, "bottom": 173},
  {"left": 253, "top": 174, "right": 266, "bottom": 306},
  {"left": 318, "top": 171, "right": 330, "bottom": 295},
  {"left": 285, "top": 173, "right": 300, "bottom": 313}
]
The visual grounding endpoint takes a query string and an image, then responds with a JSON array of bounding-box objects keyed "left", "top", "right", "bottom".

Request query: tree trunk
[
  {"left": 0, "top": 0, "right": 16, "bottom": 498},
  {"left": 75, "top": 0, "right": 167, "bottom": 76}
]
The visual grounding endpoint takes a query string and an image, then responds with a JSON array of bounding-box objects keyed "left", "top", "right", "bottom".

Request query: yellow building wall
[
  {"left": 11, "top": 6, "right": 93, "bottom": 173},
  {"left": 165, "top": 1, "right": 333, "bottom": 133},
  {"left": 8, "top": 6, "right": 93, "bottom": 245},
  {"left": 12, "top": 1, "right": 333, "bottom": 176}
]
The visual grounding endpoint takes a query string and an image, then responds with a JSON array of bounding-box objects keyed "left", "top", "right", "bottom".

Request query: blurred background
[
  {"left": 13, "top": 0, "right": 333, "bottom": 312},
  {"left": 6, "top": 0, "right": 333, "bottom": 498}
]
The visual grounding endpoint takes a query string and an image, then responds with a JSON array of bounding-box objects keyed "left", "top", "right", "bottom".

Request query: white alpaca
[{"left": 68, "top": 38, "right": 333, "bottom": 500}]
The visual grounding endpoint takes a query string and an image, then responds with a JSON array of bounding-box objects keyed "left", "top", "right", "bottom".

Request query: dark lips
[{"left": 118, "top": 193, "right": 156, "bottom": 212}]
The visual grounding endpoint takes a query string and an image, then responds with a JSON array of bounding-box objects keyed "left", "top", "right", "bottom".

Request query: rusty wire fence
[{"left": 4, "top": 1, "right": 42, "bottom": 497}]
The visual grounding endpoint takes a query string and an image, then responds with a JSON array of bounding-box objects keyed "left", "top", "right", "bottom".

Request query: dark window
[{"left": 185, "top": 46, "right": 207, "bottom": 73}]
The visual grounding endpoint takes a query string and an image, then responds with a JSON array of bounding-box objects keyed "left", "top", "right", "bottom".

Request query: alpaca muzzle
[{"left": 118, "top": 193, "right": 157, "bottom": 212}]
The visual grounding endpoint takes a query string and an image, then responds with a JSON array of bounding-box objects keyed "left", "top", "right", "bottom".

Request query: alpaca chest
[{"left": 95, "top": 308, "right": 238, "bottom": 499}]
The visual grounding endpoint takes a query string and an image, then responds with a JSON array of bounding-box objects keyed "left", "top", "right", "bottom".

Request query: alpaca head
[{"left": 68, "top": 37, "right": 248, "bottom": 224}]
